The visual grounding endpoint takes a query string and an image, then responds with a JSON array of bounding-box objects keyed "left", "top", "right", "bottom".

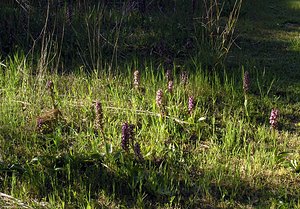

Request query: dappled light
[
  {"left": 287, "top": 0, "right": 300, "bottom": 10},
  {"left": 1, "top": 0, "right": 300, "bottom": 208}
]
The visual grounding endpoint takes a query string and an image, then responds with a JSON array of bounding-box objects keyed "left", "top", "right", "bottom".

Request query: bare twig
[
  {"left": 0, "top": 62, "right": 7, "bottom": 67},
  {"left": 9, "top": 100, "right": 193, "bottom": 125},
  {"left": 0, "top": 192, "right": 33, "bottom": 209},
  {"left": 105, "top": 106, "right": 191, "bottom": 125},
  {"left": 10, "top": 100, "right": 32, "bottom": 106}
]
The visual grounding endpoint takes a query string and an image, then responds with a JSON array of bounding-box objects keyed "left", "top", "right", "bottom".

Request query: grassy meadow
[{"left": 0, "top": 0, "right": 300, "bottom": 208}]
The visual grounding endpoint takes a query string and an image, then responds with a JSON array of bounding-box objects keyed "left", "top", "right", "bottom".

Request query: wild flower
[
  {"left": 65, "top": 1, "right": 73, "bottom": 25},
  {"left": 188, "top": 96, "right": 195, "bottom": 114},
  {"left": 156, "top": 89, "right": 164, "bottom": 107},
  {"left": 181, "top": 71, "right": 188, "bottom": 85},
  {"left": 134, "top": 142, "right": 144, "bottom": 161},
  {"left": 243, "top": 71, "right": 250, "bottom": 93},
  {"left": 121, "top": 122, "right": 135, "bottom": 151},
  {"left": 156, "top": 89, "right": 166, "bottom": 115},
  {"left": 94, "top": 100, "right": 103, "bottom": 131},
  {"left": 46, "top": 80, "right": 54, "bottom": 91},
  {"left": 128, "top": 124, "right": 135, "bottom": 145},
  {"left": 167, "top": 80, "right": 174, "bottom": 93},
  {"left": 269, "top": 108, "right": 279, "bottom": 129},
  {"left": 156, "top": 89, "right": 163, "bottom": 107},
  {"left": 37, "top": 117, "right": 43, "bottom": 131},
  {"left": 133, "top": 70, "right": 140, "bottom": 89},
  {"left": 121, "top": 122, "right": 130, "bottom": 151},
  {"left": 166, "top": 69, "right": 173, "bottom": 81}
]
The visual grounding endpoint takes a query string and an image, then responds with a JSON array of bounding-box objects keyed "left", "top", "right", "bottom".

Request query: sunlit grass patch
[
  {"left": 289, "top": 37, "right": 300, "bottom": 51},
  {"left": 287, "top": 0, "right": 300, "bottom": 10}
]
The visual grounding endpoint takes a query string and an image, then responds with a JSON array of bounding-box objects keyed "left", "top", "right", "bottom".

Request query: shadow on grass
[
  {"left": 229, "top": 0, "right": 300, "bottom": 82},
  {"left": 35, "top": 155, "right": 300, "bottom": 208},
  {"left": 1, "top": 141, "right": 299, "bottom": 208}
]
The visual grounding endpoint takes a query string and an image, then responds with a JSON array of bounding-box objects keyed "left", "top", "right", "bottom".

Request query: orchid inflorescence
[
  {"left": 46, "top": 80, "right": 54, "bottom": 91},
  {"left": 156, "top": 89, "right": 166, "bottom": 115},
  {"left": 188, "top": 96, "right": 195, "bottom": 114},
  {"left": 165, "top": 69, "right": 174, "bottom": 94},
  {"left": 156, "top": 89, "right": 164, "bottom": 108},
  {"left": 133, "top": 70, "right": 140, "bottom": 89},
  {"left": 166, "top": 69, "right": 173, "bottom": 81},
  {"left": 121, "top": 122, "right": 143, "bottom": 160},
  {"left": 134, "top": 142, "right": 144, "bottom": 161},
  {"left": 269, "top": 108, "right": 279, "bottom": 129},
  {"left": 243, "top": 71, "right": 250, "bottom": 93},
  {"left": 180, "top": 71, "right": 188, "bottom": 85},
  {"left": 121, "top": 122, "right": 133, "bottom": 151},
  {"left": 167, "top": 80, "right": 174, "bottom": 93},
  {"left": 37, "top": 117, "right": 43, "bottom": 131},
  {"left": 94, "top": 100, "right": 104, "bottom": 131}
]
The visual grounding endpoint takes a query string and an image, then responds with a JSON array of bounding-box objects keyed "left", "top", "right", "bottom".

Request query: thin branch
[
  {"left": 105, "top": 106, "right": 191, "bottom": 125},
  {"left": 10, "top": 100, "right": 192, "bottom": 125},
  {"left": 0, "top": 192, "right": 33, "bottom": 209}
]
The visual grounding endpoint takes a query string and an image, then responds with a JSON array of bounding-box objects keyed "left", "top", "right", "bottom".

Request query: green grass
[
  {"left": 230, "top": 0, "right": 300, "bottom": 84},
  {"left": 1, "top": 53, "right": 300, "bottom": 208},
  {"left": 1, "top": 0, "right": 300, "bottom": 208}
]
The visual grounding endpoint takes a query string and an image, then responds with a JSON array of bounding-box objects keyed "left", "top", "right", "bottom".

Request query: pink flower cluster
[
  {"left": 269, "top": 108, "right": 279, "bottom": 129},
  {"left": 156, "top": 89, "right": 164, "bottom": 107},
  {"left": 133, "top": 70, "right": 140, "bottom": 89},
  {"left": 243, "top": 71, "right": 250, "bottom": 93},
  {"left": 188, "top": 96, "right": 195, "bottom": 114}
]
